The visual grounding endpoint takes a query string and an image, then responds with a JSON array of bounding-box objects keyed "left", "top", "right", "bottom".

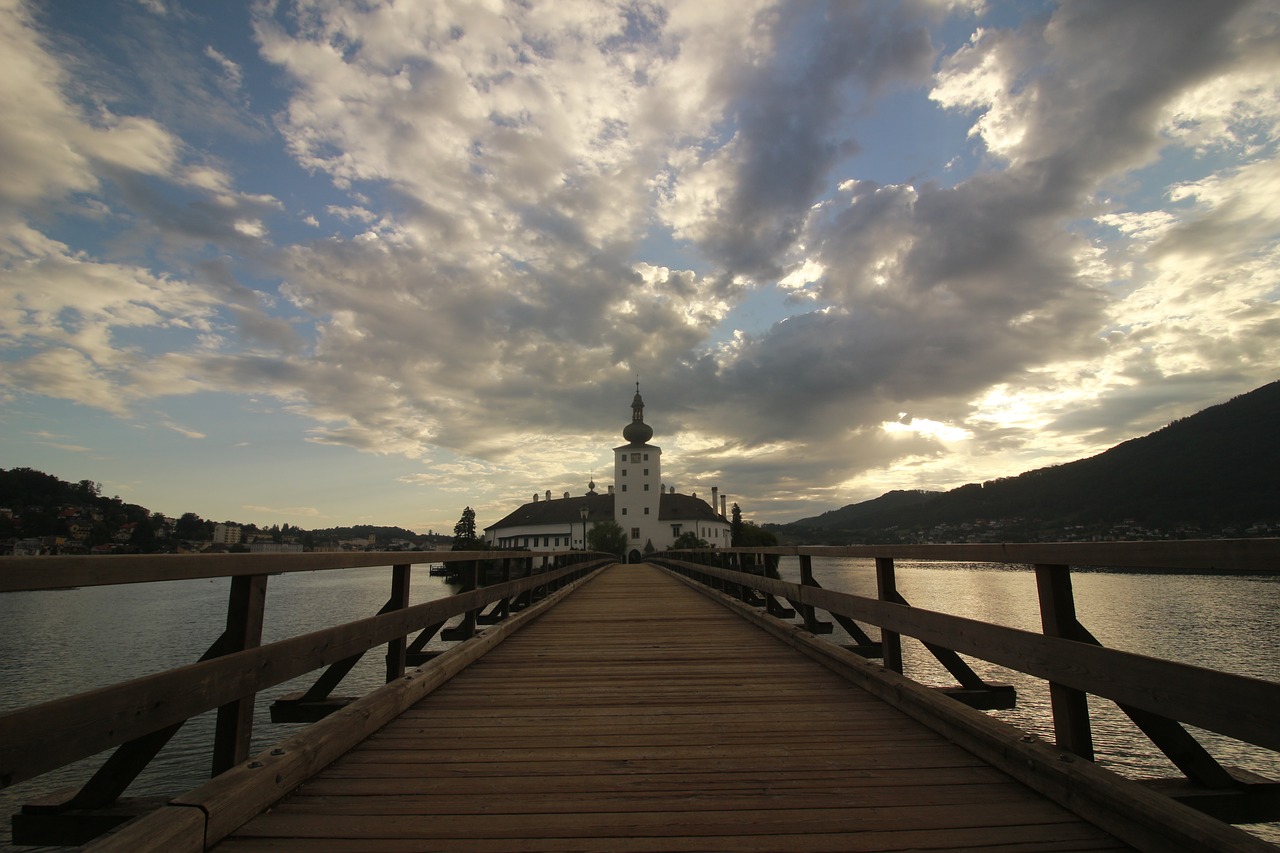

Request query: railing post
[
  {"left": 467, "top": 560, "right": 483, "bottom": 630},
  {"left": 1035, "top": 563, "right": 1095, "bottom": 760},
  {"left": 499, "top": 557, "right": 513, "bottom": 619},
  {"left": 875, "top": 557, "right": 903, "bottom": 674},
  {"left": 212, "top": 573, "right": 268, "bottom": 774},
  {"left": 799, "top": 555, "right": 820, "bottom": 633},
  {"left": 443, "top": 560, "right": 479, "bottom": 641},
  {"left": 385, "top": 564, "right": 410, "bottom": 682}
]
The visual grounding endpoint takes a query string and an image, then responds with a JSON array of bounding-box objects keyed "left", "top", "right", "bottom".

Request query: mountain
[
  {"left": 788, "top": 489, "right": 940, "bottom": 529},
  {"left": 774, "top": 381, "right": 1280, "bottom": 544}
]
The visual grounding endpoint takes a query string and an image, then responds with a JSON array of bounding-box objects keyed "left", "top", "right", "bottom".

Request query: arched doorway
[{"left": 627, "top": 549, "right": 642, "bottom": 564}]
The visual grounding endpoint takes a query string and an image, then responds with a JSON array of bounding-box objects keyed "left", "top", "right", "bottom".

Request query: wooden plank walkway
[{"left": 213, "top": 564, "right": 1131, "bottom": 852}]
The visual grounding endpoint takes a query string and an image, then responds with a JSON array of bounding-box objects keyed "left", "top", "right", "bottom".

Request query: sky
[{"left": 1, "top": 0, "right": 1278, "bottom": 535}]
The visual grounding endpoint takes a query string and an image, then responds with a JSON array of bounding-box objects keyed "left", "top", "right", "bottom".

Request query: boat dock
[{"left": 2, "top": 543, "right": 1279, "bottom": 851}]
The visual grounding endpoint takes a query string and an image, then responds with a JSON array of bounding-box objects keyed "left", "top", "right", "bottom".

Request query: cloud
[
  {"left": 204, "top": 45, "right": 243, "bottom": 94},
  {"left": 2, "top": 0, "right": 1278, "bottom": 527},
  {"left": 0, "top": 3, "right": 174, "bottom": 225},
  {"left": 665, "top": 4, "right": 934, "bottom": 279},
  {"left": 160, "top": 420, "right": 206, "bottom": 439},
  {"left": 684, "top": 0, "right": 1280, "bottom": 513}
]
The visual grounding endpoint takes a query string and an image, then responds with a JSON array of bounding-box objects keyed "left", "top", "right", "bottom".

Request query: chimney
[
  {"left": 608, "top": 485, "right": 615, "bottom": 494},
  {"left": 533, "top": 493, "right": 539, "bottom": 502},
  {"left": 711, "top": 487, "right": 718, "bottom": 512},
  {"left": 721, "top": 495, "right": 727, "bottom": 517},
  {"left": 563, "top": 492, "right": 570, "bottom": 500},
  {"left": 545, "top": 490, "right": 551, "bottom": 502},
  {"left": 692, "top": 492, "right": 697, "bottom": 500}
]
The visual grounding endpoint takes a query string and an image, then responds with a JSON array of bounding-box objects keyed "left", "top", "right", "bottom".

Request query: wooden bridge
[{"left": 2, "top": 541, "right": 1279, "bottom": 851}]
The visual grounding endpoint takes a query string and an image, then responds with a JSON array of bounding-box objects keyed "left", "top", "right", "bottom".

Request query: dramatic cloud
[{"left": 1, "top": 0, "right": 1277, "bottom": 529}]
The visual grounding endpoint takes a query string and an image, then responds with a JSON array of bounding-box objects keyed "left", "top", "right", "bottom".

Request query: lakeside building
[{"left": 484, "top": 387, "right": 731, "bottom": 563}]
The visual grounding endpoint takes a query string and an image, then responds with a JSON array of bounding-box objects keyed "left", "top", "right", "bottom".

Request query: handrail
[
  {"left": 677, "top": 539, "right": 1280, "bottom": 572},
  {"left": 653, "top": 558, "right": 1280, "bottom": 750},
  {"left": 652, "top": 538, "right": 1280, "bottom": 818},
  {"left": 0, "top": 549, "right": 541, "bottom": 592},
  {"left": 0, "top": 550, "right": 612, "bottom": 804}
]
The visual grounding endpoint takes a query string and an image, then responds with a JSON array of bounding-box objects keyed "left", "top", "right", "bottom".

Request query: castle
[{"left": 483, "top": 386, "right": 731, "bottom": 563}]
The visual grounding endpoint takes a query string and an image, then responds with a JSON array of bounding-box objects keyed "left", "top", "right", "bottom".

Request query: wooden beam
[
  {"left": 0, "top": 549, "right": 528, "bottom": 592},
  {"left": 797, "top": 555, "right": 833, "bottom": 635},
  {"left": 707, "top": 539, "right": 1280, "bottom": 573},
  {"left": 662, "top": 567, "right": 1278, "bottom": 853},
  {"left": 156, "top": 568, "right": 606, "bottom": 849},
  {"left": 72, "top": 803, "right": 206, "bottom": 853},
  {"left": 652, "top": 559, "right": 1280, "bottom": 752},
  {"left": 1071, "top": 621, "right": 1235, "bottom": 788},
  {"left": 384, "top": 564, "right": 411, "bottom": 682},
  {"left": 875, "top": 557, "right": 903, "bottom": 674},
  {"left": 212, "top": 573, "right": 268, "bottom": 774},
  {"left": 1035, "top": 563, "right": 1094, "bottom": 760},
  {"left": 0, "top": 562, "right": 603, "bottom": 788}
]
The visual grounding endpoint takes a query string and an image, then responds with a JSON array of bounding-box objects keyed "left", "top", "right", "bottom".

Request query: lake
[{"left": 1, "top": 559, "right": 1278, "bottom": 847}]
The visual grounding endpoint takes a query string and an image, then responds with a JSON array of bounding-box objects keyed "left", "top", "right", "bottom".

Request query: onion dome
[{"left": 622, "top": 382, "right": 654, "bottom": 445}]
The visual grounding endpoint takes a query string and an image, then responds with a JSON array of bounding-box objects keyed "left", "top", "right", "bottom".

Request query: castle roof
[
  {"left": 484, "top": 492, "right": 614, "bottom": 532},
  {"left": 484, "top": 491, "right": 721, "bottom": 532},
  {"left": 658, "top": 492, "right": 723, "bottom": 522}
]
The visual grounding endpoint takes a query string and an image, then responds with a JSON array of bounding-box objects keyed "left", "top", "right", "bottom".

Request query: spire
[{"left": 622, "top": 380, "right": 654, "bottom": 445}]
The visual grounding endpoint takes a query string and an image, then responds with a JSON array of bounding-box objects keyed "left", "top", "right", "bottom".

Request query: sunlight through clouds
[{"left": 1, "top": 0, "right": 1277, "bottom": 529}]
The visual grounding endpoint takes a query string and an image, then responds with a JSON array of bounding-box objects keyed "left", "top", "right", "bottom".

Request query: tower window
[
  {"left": 643, "top": 484, "right": 649, "bottom": 491},
  {"left": 631, "top": 527, "right": 640, "bottom": 540},
  {"left": 631, "top": 452, "right": 642, "bottom": 462},
  {"left": 621, "top": 469, "right": 627, "bottom": 476},
  {"left": 643, "top": 469, "right": 649, "bottom": 475},
  {"left": 621, "top": 484, "right": 627, "bottom": 492},
  {"left": 621, "top": 508, "right": 627, "bottom": 515},
  {"left": 644, "top": 507, "right": 650, "bottom": 515}
]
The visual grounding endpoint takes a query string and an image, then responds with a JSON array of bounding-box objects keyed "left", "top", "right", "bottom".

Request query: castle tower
[{"left": 614, "top": 382, "right": 662, "bottom": 558}]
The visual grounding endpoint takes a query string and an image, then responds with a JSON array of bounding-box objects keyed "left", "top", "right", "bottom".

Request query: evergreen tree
[
  {"left": 452, "top": 506, "right": 479, "bottom": 550},
  {"left": 731, "top": 503, "right": 743, "bottom": 545}
]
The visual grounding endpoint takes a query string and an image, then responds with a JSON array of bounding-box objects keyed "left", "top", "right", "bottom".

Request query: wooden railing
[
  {"left": 653, "top": 539, "right": 1280, "bottom": 825},
  {"left": 0, "top": 549, "right": 611, "bottom": 844}
]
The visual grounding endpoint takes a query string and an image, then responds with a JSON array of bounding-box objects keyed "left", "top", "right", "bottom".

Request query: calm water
[{"left": 1, "top": 560, "right": 1278, "bottom": 847}]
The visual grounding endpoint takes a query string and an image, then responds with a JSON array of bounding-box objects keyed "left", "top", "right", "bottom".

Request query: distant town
[
  {"left": 0, "top": 467, "right": 453, "bottom": 557},
  {"left": 3, "top": 511, "right": 454, "bottom": 557}
]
